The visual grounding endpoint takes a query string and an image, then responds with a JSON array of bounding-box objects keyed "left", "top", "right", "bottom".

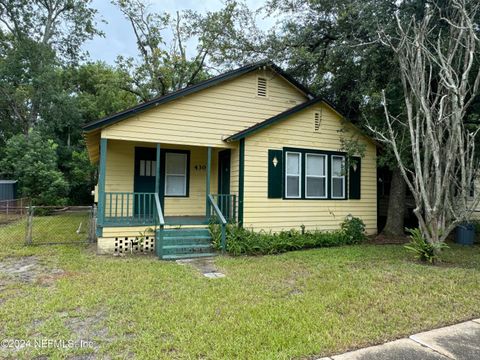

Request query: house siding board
[
  {"left": 104, "top": 140, "right": 224, "bottom": 217},
  {"left": 101, "top": 70, "right": 307, "bottom": 148},
  {"left": 242, "top": 103, "right": 377, "bottom": 234}
]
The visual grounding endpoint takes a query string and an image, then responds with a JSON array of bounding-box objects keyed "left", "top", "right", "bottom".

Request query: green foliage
[
  {"left": 0, "top": 131, "right": 69, "bottom": 205},
  {"left": 114, "top": 0, "right": 252, "bottom": 100},
  {"left": 404, "top": 228, "right": 449, "bottom": 264},
  {"left": 340, "top": 216, "right": 367, "bottom": 244},
  {"left": 210, "top": 223, "right": 360, "bottom": 257}
]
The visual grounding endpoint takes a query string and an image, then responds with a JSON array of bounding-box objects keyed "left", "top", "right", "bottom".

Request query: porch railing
[
  {"left": 103, "top": 192, "right": 157, "bottom": 226},
  {"left": 208, "top": 194, "right": 227, "bottom": 252},
  {"left": 153, "top": 193, "right": 165, "bottom": 258},
  {"left": 210, "top": 194, "right": 237, "bottom": 223}
]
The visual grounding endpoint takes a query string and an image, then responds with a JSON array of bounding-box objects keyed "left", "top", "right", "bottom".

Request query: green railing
[
  {"left": 208, "top": 194, "right": 227, "bottom": 252},
  {"left": 153, "top": 193, "right": 165, "bottom": 258},
  {"left": 103, "top": 192, "right": 157, "bottom": 226},
  {"left": 210, "top": 194, "right": 237, "bottom": 223}
]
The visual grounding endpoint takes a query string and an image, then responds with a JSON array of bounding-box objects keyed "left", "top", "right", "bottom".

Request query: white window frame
[
  {"left": 164, "top": 152, "right": 188, "bottom": 197},
  {"left": 305, "top": 153, "right": 328, "bottom": 199},
  {"left": 285, "top": 151, "right": 302, "bottom": 199},
  {"left": 331, "top": 155, "right": 346, "bottom": 199}
]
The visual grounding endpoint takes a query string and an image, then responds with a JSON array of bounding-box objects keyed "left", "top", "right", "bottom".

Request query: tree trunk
[{"left": 381, "top": 167, "right": 407, "bottom": 236}]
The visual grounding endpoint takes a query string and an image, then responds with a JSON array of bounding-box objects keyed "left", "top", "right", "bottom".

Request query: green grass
[
  {"left": 0, "top": 212, "right": 90, "bottom": 246},
  {"left": 0, "top": 220, "right": 479, "bottom": 359}
]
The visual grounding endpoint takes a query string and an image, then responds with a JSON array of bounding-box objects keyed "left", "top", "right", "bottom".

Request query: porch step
[
  {"left": 162, "top": 253, "right": 217, "bottom": 260},
  {"left": 162, "top": 236, "right": 212, "bottom": 246},
  {"left": 156, "top": 226, "right": 216, "bottom": 260},
  {"left": 163, "top": 228, "right": 211, "bottom": 237}
]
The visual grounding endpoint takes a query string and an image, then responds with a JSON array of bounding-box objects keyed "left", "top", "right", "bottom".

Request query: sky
[{"left": 82, "top": 0, "right": 271, "bottom": 65}]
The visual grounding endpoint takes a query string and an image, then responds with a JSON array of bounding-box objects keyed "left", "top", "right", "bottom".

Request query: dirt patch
[
  {"left": 370, "top": 233, "right": 410, "bottom": 245},
  {"left": 26, "top": 310, "right": 114, "bottom": 359},
  {"left": 0, "top": 256, "right": 64, "bottom": 285}
]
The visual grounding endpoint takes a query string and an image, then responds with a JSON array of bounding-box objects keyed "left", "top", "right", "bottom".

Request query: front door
[
  {"left": 217, "top": 149, "right": 231, "bottom": 219},
  {"left": 134, "top": 147, "right": 156, "bottom": 219}
]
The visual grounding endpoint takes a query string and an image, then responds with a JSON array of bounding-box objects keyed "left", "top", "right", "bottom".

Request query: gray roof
[{"left": 0, "top": 180, "right": 17, "bottom": 184}]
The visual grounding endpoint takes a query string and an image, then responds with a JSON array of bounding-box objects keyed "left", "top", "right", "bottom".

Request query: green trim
[
  {"left": 97, "top": 138, "right": 107, "bottom": 237},
  {"left": 282, "top": 147, "right": 348, "bottom": 201},
  {"left": 83, "top": 60, "right": 315, "bottom": 132},
  {"left": 206, "top": 147, "right": 212, "bottom": 217},
  {"left": 348, "top": 156, "right": 361, "bottom": 199},
  {"left": 238, "top": 139, "right": 245, "bottom": 226},
  {"left": 268, "top": 149, "right": 283, "bottom": 198},
  {"left": 155, "top": 144, "right": 161, "bottom": 194}
]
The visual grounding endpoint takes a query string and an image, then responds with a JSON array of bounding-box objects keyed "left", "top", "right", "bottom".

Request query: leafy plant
[
  {"left": 209, "top": 223, "right": 349, "bottom": 256},
  {"left": 131, "top": 228, "right": 153, "bottom": 253},
  {"left": 404, "top": 228, "right": 449, "bottom": 264},
  {"left": 340, "top": 215, "right": 367, "bottom": 244}
]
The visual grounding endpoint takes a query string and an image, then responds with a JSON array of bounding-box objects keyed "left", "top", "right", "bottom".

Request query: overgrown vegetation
[{"left": 210, "top": 216, "right": 367, "bottom": 255}]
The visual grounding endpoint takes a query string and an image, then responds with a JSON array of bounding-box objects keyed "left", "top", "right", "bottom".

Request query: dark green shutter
[
  {"left": 268, "top": 150, "right": 283, "bottom": 198},
  {"left": 349, "top": 157, "right": 361, "bottom": 199}
]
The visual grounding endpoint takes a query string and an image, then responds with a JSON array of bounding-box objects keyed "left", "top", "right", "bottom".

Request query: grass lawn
[{"left": 0, "top": 220, "right": 479, "bottom": 359}]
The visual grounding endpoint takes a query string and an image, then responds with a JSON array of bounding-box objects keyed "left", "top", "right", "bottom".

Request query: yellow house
[{"left": 83, "top": 61, "right": 377, "bottom": 259}]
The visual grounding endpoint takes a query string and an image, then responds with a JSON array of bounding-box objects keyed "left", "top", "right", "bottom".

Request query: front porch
[{"left": 95, "top": 139, "right": 238, "bottom": 259}]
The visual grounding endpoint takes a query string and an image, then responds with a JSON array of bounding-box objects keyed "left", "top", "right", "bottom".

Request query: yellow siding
[
  {"left": 104, "top": 139, "right": 227, "bottom": 216},
  {"left": 242, "top": 103, "right": 377, "bottom": 234},
  {"left": 101, "top": 70, "right": 308, "bottom": 148}
]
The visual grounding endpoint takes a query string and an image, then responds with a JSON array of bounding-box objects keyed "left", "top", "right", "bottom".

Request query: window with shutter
[
  {"left": 331, "top": 155, "right": 346, "bottom": 199},
  {"left": 285, "top": 152, "right": 301, "bottom": 198}
]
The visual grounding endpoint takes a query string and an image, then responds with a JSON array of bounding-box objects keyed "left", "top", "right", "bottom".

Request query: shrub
[
  {"left": 404, "top": 228, "right": 449, "bottom": 264},
  {"left": 210, "top": 222, "right": 351, "bottom": 256},
  {"left": 340, "top": 215, "right": 367, "bottom": 244}
]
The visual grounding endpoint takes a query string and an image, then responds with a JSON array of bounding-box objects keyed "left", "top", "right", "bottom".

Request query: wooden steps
[{"left": 156, "top": 227, "right": 216, "bottom": 260}]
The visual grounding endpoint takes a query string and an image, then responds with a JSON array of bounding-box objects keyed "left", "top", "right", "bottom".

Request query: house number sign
[{"left": 194, "top": 165, "right": 207, "bottom": 171}]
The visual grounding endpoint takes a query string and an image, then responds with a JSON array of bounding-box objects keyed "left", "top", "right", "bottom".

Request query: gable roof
[
  {"left": 225, "top": 97, "right": 326, "bottom": 141},
  {"left": 225, "top": 96, "right": 378, "bottom": 146},
  {"left": 82, "top": 60, "right": 315, "bottom": 132}
]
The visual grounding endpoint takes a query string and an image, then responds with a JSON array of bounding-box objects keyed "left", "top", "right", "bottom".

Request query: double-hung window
[
  {"left": 285, "top": 152, "right": 301, "bottom": 198},
  {"left": 165, "top": 152, "right": 187, "bottom": 196},
  {"left": 305, "top": 153, "right": 327, "bottom": 198},
  {"left": 331, "top": 155, "right": 346, "bottom": 199}
]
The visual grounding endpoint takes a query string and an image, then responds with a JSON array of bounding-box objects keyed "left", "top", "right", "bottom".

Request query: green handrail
[
  {"left": 154, "top": 193, "right": 165, "bottom": 226},
  {"left": 154, "top": 193, "right": 165, "bottom": 258},
  {"left": 208, "top": 194, "right": 227, "bottom": 252}
]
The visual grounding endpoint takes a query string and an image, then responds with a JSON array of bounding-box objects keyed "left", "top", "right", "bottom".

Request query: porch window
[
  {"left": 139, "top": 160, "right": 156, "bottom": 177},
  {"left": 165, "top": 152, "right": 187, "bottom": 196},
  {"left": 305, "top": 153, "right": 327, "bottom": 198},
  {"left": 331, "top": 155, "right": 346, "bottom": 199},
  {"left": 285, "top": 152, "right": 301, "bottom": 198}
]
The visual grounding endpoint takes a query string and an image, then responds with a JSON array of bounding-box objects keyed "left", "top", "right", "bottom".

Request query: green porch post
[
  {"left": 206, "top": 147, "right": 212, "bottom": 217},
  {"left": 97, "top": 138, "right": 107, "bottom": 237},
  {"left": 238, "top": 139, "right": 245, "bottom": 227},
  {"left": 155, "top": 143, "right": 161, "bottom": 194}
]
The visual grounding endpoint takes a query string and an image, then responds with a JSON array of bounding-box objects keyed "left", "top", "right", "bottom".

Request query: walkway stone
[{"left": 176, "top": 257, "right": 226, "bottom": 278}]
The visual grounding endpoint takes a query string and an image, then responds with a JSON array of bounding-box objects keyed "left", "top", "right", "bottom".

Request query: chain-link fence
[{"left": 0, "top": 203, "right": 96, "bottom": 246}]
